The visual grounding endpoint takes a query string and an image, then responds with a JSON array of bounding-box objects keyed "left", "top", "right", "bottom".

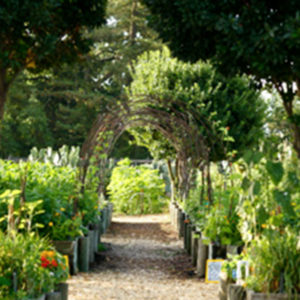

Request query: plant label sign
[{"left": 205, "top": 259, "right": 225, "bottom": 283}]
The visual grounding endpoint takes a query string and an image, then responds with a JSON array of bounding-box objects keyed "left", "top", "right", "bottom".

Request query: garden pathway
[{"left": 68, "top": 214, "right": 218, "bottom": 300}]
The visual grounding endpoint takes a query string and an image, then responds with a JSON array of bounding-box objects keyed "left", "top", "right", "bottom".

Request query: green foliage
[
  {"left": 246, "top": 229, "right": 300, "bottom": 295},
  {"left": 0, "top": 0, "right": 162, "bottom": 158},
  {"left": 203, "top": 203, "right": 242, "bottom": 246},
  {"left": 142, "top": 0, "right": 300, "bottom": 158},
  {"left": 49, "top": 217, "right": 83, "bottom": 241},
  {"left": 129, "top": 47, "right": 265, "bottom": 161},
  {"left": 0, "top": 0, "right": 107, "bottom": 78},
  {"left": 0, "top": 78, "right": 54, "bottom": 158},
  {"left": 0, "top": 233, "right": 54, "bottom": 298},
  {"left": 221, "top": 254, "right": 244, "bottom": 283},
  {"left": 0, "top": 159, "right": 96, "bottom": 239},
  {"left": 142, "top": 1, "right": 300, "bottom": 88},
  {"left": 107, "top": 158, "right": 166, "bottom": 214},
  {"left": 237, "top": 153, "right": 299, "bottom": 244},
  {"left": 29, "top": 145, "right": 80, "bottom": 168},
  {"left": 129, "top": 127, "right": 176, "bottom": 160}
]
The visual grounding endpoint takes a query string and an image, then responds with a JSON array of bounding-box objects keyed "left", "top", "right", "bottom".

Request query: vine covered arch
[{"left": 78, "top": 96, "right": 230, "bottom": 203}]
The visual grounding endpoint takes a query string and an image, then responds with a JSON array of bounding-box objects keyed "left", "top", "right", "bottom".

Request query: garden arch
[{"left": 79, "top": 97, "right": 224, "bottom": 201}]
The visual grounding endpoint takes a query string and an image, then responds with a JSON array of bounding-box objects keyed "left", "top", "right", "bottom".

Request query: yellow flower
[
  {"left": 261, "top": 224, "right": 267, "bottom": 229},
  {"left": 55, "top": 212, "right": 60, "bottom": 216},
  {"left": 291, "top": 202, "right": 296, "bottom": 207},
  {"left": 48, "top": 222, "right": 53, "bottom": 227},
  {"left": 94, "top": 205, "right": 98, "bottom": 209},
  {"left": 60, "top": 207, "right": 66, "bottom": 212},
  {"left": 270, "top": 210, "right": 275, "bottom": 216}
]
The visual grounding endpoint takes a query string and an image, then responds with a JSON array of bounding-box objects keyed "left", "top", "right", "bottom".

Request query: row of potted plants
[
  {"left": 170, "top": 187, "right": 299, "bottom": 300},
  {"left": 0, "top": 195, "right": 113, "bottom": 299},
  {"left": 0, "top": 232, "right": 69, "bottom": 300},
  {"left": 0, "top": 156, "right": 113, "bottom": 299}
]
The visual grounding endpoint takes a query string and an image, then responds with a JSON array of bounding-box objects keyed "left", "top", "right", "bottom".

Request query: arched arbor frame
[{"left": 79, "top": 96, "right": 226, "bottom": 202}]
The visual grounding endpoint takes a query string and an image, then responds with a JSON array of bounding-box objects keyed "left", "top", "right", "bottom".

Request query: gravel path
[{"left": 68, "top": 214, "right": 218, "bottom": 300}]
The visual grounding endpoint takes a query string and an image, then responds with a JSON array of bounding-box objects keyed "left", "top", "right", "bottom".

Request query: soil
[{"left": 68, "top": 214, "right": 219, "bottom": 300}]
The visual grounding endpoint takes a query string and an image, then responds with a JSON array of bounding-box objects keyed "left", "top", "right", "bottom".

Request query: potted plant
[
  {"left": 245, "top": 229, "right": 300, "bottom": 300},
  {"left": 40, "top": 250, "right": 69, "bottom": 300},
  {"left": 219, "top": 254, "right": 246, "bottom": 300},
  {"left": 203, "top": 204, "right": 242, "bottom": 258},
  {"left": 50, "top": 216, "right": 84, "bottom": 275},
  {"left": 0, "top": 232, "right": 55, "bottom": 300}
]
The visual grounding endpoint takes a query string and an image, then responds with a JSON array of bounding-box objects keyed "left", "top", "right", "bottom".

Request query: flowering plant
[
  {"left": 40, "top": 250, "right": 69, "bottom": 284},
  {"left": 47, "top": 214, "right": 84, "bottom": 241}
]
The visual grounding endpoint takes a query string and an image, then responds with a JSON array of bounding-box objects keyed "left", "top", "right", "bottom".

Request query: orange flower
[{"left": 51, "top": 259, "right": 58, "bottom": 267}]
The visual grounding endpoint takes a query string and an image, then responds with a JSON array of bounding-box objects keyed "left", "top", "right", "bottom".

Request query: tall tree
[
  {"left": 142, "top": 0, "right": 300, "bottom": 158},
  {"left": 0, "top": 0, "right": 107, "bottom": 119},
  {"left": 128, "top": 48, "right": 266, "bottom": 200},
  {"left": 0, "top": 0, "right": 161, "bottom": 158},
  {"left": 129, "top": 48, "right": 266, "bottom": 162}
]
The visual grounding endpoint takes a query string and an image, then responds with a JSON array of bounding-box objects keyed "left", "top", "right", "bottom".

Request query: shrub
[{"left": 107, "top": 158, "right": 167, "bottom": 214}]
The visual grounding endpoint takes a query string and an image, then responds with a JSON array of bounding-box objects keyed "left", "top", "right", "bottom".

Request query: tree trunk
[
  {"left": 200, "top": 166, "right": 205, "bottom": 205},
  {"left": 129, "top": 0, "right": 137, "bottom": 45},
  {"left": 167, "top": 159, "right": 176, "bottom": 202},
  {"left": 206, "top": 160, "right": 213, "bottom": 204},
  {"left": 282, "top": 99, "right": 300, "bottom": 159},
  {"left": 276, "top": 84, "right": 300, "bottom": 159},
  {"left": 0, "top": 68, "right": 8, "bottom": 120}
]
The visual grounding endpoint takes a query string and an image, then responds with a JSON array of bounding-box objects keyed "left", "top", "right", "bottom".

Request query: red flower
[
  {"left": 51, "top": 259, "right": 58, "bottom": 267},
  {"left": 41, "top": 256, "right": 47, "bottom": 262},
  {"left": 41, "top": 257, "right": 50, "bottom": 268}
]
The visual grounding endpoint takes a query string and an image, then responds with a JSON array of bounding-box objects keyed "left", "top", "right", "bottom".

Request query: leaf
[
  {"left": 241, "top": 177, "right": 251, "bottom": 191},
  {"left": 243, "top": 151, "right": 263, "bottom": 165},
  {"left": 0, "top": 276, "right": 11, "bottom": 286},
  {"left": 273, "top": 189, "right": 294, "bottom": 216},
  {"left": 266, "top": 161, "right": 284, "bottom": 185},
  {"left": 253, "top": 181, "right": 261, "bottom": 195}
]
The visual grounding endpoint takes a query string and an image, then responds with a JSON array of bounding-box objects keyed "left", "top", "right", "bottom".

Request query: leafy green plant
[
  {"left": 0, "top": 233, "right": 55, "bottom": 299},
  {"left": 246, "top": 229, "right": 300, "bottom": 296},
  {"left": 107, "top": 158, "right": 166, "bottom": 214},
  {"left": 49, "top": 217, "right": 84, "bottom": 241},
  {"left": 203, "top": 203, "right": 242, "bottom": 246},
  {"left": 221, "top": 254, "right": 245, "bottom": 283},
  {"left": 40, "top": 250, "right": 69, "bottom": 285}
]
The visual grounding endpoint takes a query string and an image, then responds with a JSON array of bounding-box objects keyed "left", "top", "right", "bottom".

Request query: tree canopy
[
  {"left": 0, "top": 0, "right": 161, "bottom": 158},
  {"left": 128, "top": 48, "right": 266, "bottom": 162},
  {"left": 142, "top": 0, "right": 300, "bottom": 157},
  {"left": 0, "top": 0, "right": 107, "bottom": 118}
]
